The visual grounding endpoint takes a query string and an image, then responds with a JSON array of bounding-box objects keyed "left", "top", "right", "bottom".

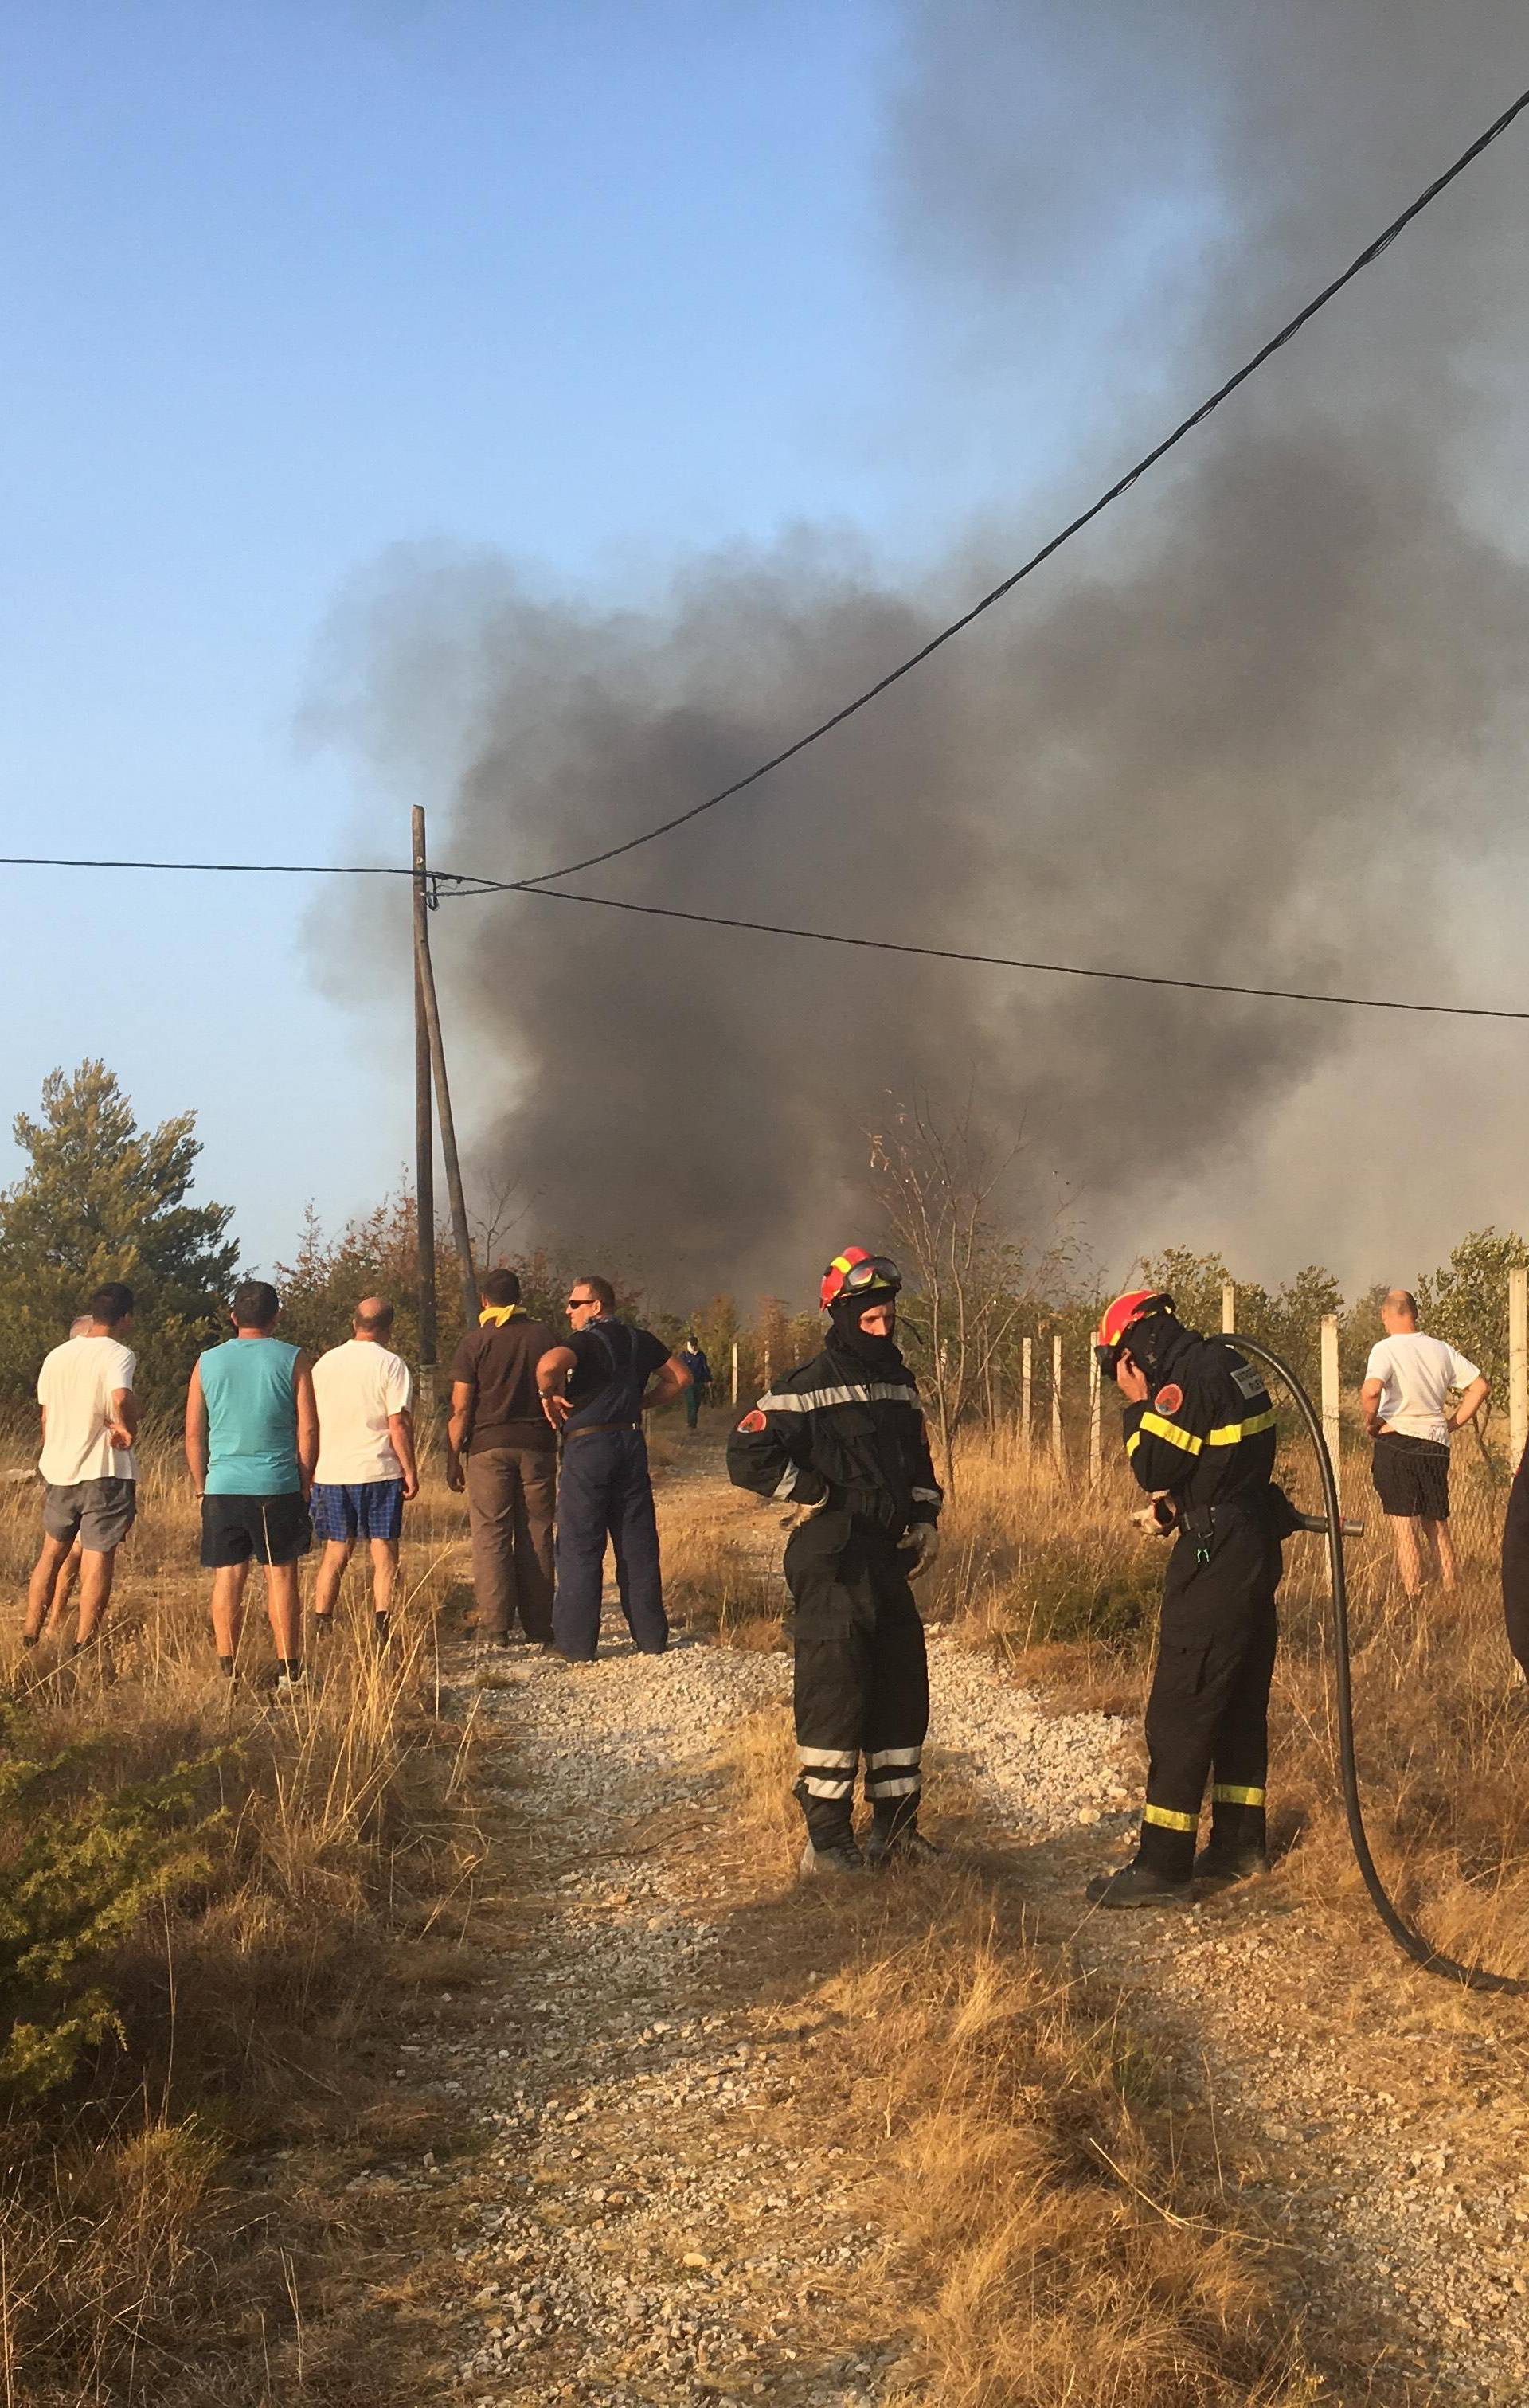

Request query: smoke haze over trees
[{"left": 310, "top": 2, "right": 1529, "bottom": 1308}]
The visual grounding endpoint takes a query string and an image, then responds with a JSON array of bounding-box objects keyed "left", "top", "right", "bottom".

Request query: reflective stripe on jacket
[{"left": 725, "top": 1338, "right": 944, "bottom": 1537}]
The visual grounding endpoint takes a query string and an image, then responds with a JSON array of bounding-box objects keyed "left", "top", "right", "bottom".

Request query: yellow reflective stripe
[
  {"left": 1143, "top": 1803, "right": 1199, "bottom": 1832},
  {"left": 1138, "top": 1410, "right": 1202, "bottom": 1456},
  {"left": 830, "top": 1253, "right": 854, "bottom": 1275},
  {"left": 1205, "top": 1408, "right": 1277, "bottom": 1447},
  {"left": 1124, "top": 1429, "right": 1141, "bottom": 1456},
  {"left": 1211, "top": 1784, "right": 1265, "bottom": 1806}
]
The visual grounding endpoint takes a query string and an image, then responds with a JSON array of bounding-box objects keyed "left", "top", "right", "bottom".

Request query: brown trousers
[{"left": 464, "top": 1446, "right": 557, "bottom": 1640}]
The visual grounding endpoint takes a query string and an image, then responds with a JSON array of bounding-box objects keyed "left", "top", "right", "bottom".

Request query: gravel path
[{"left": 375, "top": 1452, "right": 1527, "bottom": 2403}]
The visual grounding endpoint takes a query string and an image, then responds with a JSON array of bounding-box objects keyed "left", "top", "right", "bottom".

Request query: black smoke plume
[{"left": 311, "top": 2, "right": 1529, "bottom": 1303}]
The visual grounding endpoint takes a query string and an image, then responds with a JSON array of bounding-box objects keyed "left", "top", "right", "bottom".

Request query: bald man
[
  {"left": 310, "top": 1297, "right": 419, "bottom": 1644},
  {"left": 1361, "top": 1288, "right": 1487, "bottom": 1601}
]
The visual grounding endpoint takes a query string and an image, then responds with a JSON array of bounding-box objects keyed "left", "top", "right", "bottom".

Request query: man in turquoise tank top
[{"left": 186, "top": 1280, "right": 319, "bottom": 1690}]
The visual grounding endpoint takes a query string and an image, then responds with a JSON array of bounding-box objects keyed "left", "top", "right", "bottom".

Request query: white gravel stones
[{"left": 923, "top": 1628, "right": 1132, "bottom": 1835}]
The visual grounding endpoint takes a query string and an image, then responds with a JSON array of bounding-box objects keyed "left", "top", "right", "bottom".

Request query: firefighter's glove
[
  {"left": 899, "top": 1523, "right": 941, "bottom": 1579},
  {"left": 1130, "top": 1495, "right": 1177, "bottom": 1538}
]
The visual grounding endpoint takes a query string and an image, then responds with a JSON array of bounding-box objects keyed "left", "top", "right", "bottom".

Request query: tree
[
  {"left": 870, "top": 1096, "right": 1067, "bottom": 1491},
  {"left": 1417, "top": 1227, "right": 1529, "bottom": 1437},
  {"left": 0, "top": 1062, "right": 238, "bottom": 1413}
]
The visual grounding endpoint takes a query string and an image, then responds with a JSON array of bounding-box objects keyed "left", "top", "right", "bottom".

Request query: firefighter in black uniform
[
  {"left": 727, "top": 1246, "right": 944, "bottom": 1876},
  {"left": 1088, "top": 1288, "right": 1285, "bottom": 1908}
]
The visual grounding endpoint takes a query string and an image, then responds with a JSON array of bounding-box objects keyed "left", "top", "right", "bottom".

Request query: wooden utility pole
[
  {"left": 412, "top": 807, "right": 478, "bottom": 1337},
  {"left": 413, "top": 812, "right": 437, "bottom": 1426}
]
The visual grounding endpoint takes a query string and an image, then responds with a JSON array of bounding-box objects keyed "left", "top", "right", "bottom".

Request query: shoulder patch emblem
[
  {"left": 737, "top": 1409, "right": 767, "bottom": 1433},
  {"left": 1154, "top": 1382, "right": 1184, "bottom": 1416}
]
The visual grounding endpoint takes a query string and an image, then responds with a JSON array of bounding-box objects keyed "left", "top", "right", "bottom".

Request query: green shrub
[
  {"left": 0, "top": 1711, "right": 220, "bottom": 2100},
  {"left": 1019, "top": 1542, "right": 1159, "bottom": 1646}
]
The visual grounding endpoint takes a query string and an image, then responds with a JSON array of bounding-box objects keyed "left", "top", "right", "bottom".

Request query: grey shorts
[{"left": 43, "top": 1476, "right": 137, "bottom": 1551}]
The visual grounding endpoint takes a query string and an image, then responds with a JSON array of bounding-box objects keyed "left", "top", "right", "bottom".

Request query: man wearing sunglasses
[
  {"left": 727, "top": 1245, "right": 944, "bottom": 1876},
  {"left": 535, "top": 1276, "right": 692, "bottom": 1660}
]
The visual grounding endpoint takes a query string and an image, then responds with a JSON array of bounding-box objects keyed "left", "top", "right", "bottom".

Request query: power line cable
[
  {"left": 516, "top": 83, "right": 1529, "bottom": 891},
  {"left": 15, "top": 850, "right": 1529, "bottom": 1019},
  {"left": 502, "top": 882, "right": 1529, "bottom": 1022},
  {"left": 8, "top": 850, "right": 1519, "bottom": 1022}
]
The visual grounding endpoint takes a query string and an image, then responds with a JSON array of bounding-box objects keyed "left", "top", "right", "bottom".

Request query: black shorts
[
  {"left": 200, "top": 1491, "right": 313, "bottom": 1568},
  {"left": 1371, "top": 1434, "right": 1452, "bottom": 1520}
]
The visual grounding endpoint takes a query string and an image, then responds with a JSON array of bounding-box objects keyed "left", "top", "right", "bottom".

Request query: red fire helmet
[
  {"left": 819, "top": 1247, "right": 902, "bottom": 1312},
  {"left": 1094, "top": 1288, "right": 1173, "bottom": 1358}
]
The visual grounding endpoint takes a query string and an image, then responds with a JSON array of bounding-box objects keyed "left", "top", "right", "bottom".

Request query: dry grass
[
  {"left": 659, "top": 1476, "right": 789, "bottom": 1652},
  {"left": 929, "top": 1412, "right": 1529, "bottom": 1980},
  {"left": 0, "top": 1440, "right": 483, "bottom": 2405},
  {"left": 721, "top": 1712, "right": 1324, "bottom": 2408}
]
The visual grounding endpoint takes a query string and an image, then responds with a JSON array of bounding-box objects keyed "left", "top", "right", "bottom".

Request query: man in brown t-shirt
[{"left": 448, "top": 1268, "right": 559, "bottom": 1645}]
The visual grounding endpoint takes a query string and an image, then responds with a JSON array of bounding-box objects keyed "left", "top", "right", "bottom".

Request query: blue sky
[{"left": 3, "top": 0, "right": 1009, "bottom": 1266}]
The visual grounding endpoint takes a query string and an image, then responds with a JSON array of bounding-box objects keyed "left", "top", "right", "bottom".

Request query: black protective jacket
[
  {"left": 1120, "top": 1316, "right": 1277, "bottom": 1511},
  {"left": 726, "top": 1335, "right": 944, "bottom": 1538}
]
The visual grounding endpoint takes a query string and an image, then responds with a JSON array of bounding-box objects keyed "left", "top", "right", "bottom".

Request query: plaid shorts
[{"left": 310, "top": 1479, "right": 405, "bottom": 1543}]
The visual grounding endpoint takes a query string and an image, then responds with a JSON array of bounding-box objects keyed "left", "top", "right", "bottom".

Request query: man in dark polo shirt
[
  {"left": 536, "top": 1275, "right": 691, "bottom": 1661},
  {"left": 448, "top": 1268, "right": 560, "bottom": 1646}
]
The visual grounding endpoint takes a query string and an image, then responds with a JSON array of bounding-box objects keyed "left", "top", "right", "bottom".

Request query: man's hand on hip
[{"left": 900, "top": 1523, "right": 940, "bottom": 1579}]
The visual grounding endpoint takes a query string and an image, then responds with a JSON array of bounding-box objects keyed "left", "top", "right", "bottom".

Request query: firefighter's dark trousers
[
  {"left": 784, "top": 1511, "right": 929, "bottom": 1848},
  {"left": 551, "top": 1428, "right": 667, "bottom": 1661},
  {"left": 1138, "top": 1513, "right": 1281, "bottom": 1882}
]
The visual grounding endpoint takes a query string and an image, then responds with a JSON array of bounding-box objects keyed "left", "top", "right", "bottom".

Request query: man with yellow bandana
[
  {"left": 1088, "top": 1289, "right": 1282, "bottom": 1909},
  {"left": 448, "top": 1267, "right": 560, "bottom": 1648}
]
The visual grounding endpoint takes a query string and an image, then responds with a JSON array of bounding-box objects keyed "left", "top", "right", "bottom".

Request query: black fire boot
[
  {"left": 800, "top": 1835, "right": 867, "bottom": 1877},
  {"left": 1085, "top": 1857, "right": 1193, "bottom": 1909},
  {"left": 1195, "top": 1797, "right": 1269, "bottom": 1889},
  {"left": 864, "top": 1803, "right": 939, "bottom": 1868},
  {"left": 796, "top": 1780, "right": 865, "bottom": 1878}
]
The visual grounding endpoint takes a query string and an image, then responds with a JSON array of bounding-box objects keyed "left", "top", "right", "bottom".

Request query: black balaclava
[
  {"left": 827, "top": 1292, "right": 905, "bottom": 1376},
  {"left": 1123, "top": 1306, "right": 1191, "bottom": 1385}
]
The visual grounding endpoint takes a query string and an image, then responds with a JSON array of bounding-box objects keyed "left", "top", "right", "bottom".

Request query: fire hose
[{"left": 1226, "top": 1332, "right": 1527, "bottom": 1998}]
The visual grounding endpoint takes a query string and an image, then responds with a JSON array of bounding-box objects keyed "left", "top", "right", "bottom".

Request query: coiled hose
[{"left": 1227, "top": 1331, "right": 1527, "bottom": 1997}]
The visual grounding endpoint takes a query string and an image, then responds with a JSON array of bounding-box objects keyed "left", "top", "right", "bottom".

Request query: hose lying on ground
[{"left": 1227, "top": 1331, "right": 1527, "bottom": 1999}]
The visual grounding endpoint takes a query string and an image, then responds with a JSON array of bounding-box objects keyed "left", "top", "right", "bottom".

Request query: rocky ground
[{"left": 358, "top": 1448, "right": 1529, "bottom": 2405}]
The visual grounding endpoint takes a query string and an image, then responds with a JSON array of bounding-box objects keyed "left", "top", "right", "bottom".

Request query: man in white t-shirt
[
  {"left": 309, "top": 1296, "right": 419, "bottom": 1644},
  {"left": 24, "top": 1283, "right": 139, "bottom": 1652},
  {"left": 1361, "top": 1288, "right": 1488, "bottom": 1599}
]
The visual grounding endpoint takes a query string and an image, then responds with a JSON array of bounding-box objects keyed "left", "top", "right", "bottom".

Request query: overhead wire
[
  {"left": 4, "top": 851, "right": 1528, "bottom": 1022},
  {"left": 513, "top": 81, "right": 1529, "bottom": 891},
  {"left": 7, "top": 88, "right": 1529, "bottom": 1030}
]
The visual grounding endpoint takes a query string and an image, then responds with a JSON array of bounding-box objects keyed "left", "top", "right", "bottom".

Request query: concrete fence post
[
  {"left": 761, "top": 1345, "right": 772, "bottom": 1395},
  {"left": 1320, "top": 1312, "right": 1342, "bottom": 1505},
  {"left": 1510, "top": 1266, "right": 1527, "bottom": 1472},
  {"left": 1050, "top": 1334, "right": 1064, "bottom": 1473},
  {"left": 1222, "top": 1280, "right": 1237, "bottom": 1335},
  {"left": 1089, "top": 1342, "right": 1101, "bottom": 1485},
  {"left": 730, "top": 1339, "right": 739, "bottom": 1409},
  {"left": 1021, "top": 1336, "right": 1033, "bottom": 1460}
]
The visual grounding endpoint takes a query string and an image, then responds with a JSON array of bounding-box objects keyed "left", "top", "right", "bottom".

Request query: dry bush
[
  {"left": 0, "top": 1441, "right": 479, "bottom": 2403},
  {"left": 721, "top": 1710, "right": 1320, "bottom": 2408}
]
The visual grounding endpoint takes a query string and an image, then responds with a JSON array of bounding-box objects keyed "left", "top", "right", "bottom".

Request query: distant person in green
[{"left": 186, "top": 1280, "right": 318, "bottom": 1691}]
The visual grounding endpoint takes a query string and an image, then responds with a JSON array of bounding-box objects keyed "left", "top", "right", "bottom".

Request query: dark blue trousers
[{"left": 552, "top": 1428, "right": 667, "bottom": 1659}]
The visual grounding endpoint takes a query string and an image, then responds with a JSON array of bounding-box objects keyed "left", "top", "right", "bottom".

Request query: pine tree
[{"left": 0, "top": 1061, "right": 238, "bottom": 1413}]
